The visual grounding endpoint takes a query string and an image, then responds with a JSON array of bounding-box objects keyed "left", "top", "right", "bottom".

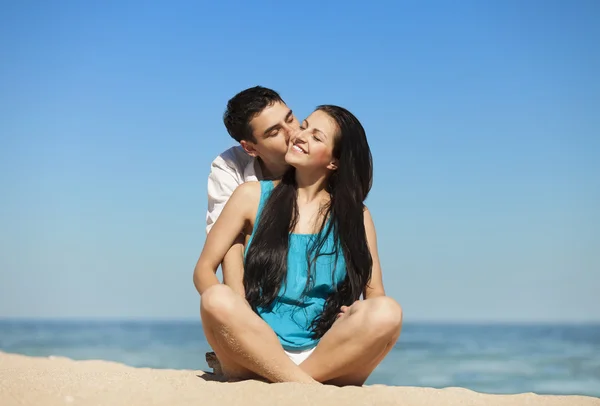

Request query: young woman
[{"left": 193, "top": 105, "right": 402, "bottom": 385}]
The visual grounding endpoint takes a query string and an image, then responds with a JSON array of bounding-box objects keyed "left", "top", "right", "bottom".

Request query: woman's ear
[
  {"left": 327, "top": 158, "right": 339, "bottom": 171},
  {"left": 240, "top": 140, "right": 258, "bottom": 157}
]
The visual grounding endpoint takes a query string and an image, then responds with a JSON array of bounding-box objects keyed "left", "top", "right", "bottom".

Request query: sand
[{"left": 1, "top": 351, "right": 598, "bottom": 406}]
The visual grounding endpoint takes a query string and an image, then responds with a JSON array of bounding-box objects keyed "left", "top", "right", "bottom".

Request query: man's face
[{"left": 242, "top": 102, "right": 300, "bottom": 171}]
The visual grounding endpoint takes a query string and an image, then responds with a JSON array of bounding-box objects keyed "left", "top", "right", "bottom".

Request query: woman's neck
[
  {"left": 257, "top": 158, "right": 288, "bottom": 180},
  {"left": 294, "top": 170, "right": 329, "bottom": 203}
]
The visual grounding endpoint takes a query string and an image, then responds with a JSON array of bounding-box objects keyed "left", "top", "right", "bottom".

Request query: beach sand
[{"left": 1, "top": 351, "right": 598, "bottom": 406}]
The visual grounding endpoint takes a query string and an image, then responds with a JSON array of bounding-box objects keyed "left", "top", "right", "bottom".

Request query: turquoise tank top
[{"left": 245, "top": 181, "right": 347, "bottom": 350}]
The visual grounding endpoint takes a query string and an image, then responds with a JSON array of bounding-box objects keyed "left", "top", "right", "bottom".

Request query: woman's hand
[{"left": 336, "top": 301, "right": 359, "bottom": 319}]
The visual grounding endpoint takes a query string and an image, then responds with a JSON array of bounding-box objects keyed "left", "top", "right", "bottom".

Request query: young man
[{"left": 199, "top": 86, "right": 300, "bottom": 296}]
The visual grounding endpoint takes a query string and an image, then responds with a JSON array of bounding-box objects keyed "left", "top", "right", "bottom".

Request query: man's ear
[
  {"left": 240, "top": 140, "right": 258, "bottom": 157},
  {"left": 326, "top": 159, "right": 339, "bottom": 171}
]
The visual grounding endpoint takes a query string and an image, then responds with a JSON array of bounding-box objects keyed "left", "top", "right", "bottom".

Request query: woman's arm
[
  {"left": 221, "top": 236, "right": 246, "bottom": 298},
  {"left": 363, "top": 207, "right": 386, "bottom": 299},
  {"left": 193, "top": 182, "right": 259, "bottom": 295}
]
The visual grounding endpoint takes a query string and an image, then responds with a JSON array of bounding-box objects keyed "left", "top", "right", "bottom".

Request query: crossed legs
[
  {"left": 299, "top": 297, "right": 402, "bottom": 385},
  {"left": 200, "top": 284, "right": 402, "bottom": 385},
  {"left": 200, "top": 284, "right": 316, "bottom": 383}
]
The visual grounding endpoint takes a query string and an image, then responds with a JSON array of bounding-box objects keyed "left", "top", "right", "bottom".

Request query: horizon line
[{"left": 1, "top": 316, "right": 599, "bottom": 326}]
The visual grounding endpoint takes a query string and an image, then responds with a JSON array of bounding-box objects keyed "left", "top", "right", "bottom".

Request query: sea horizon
[
  {"left": 2, "top": 317, "right": 599, "bottom": 326},
  {"left": 1, "top": 319, "right": 599, "bottom": 397}
]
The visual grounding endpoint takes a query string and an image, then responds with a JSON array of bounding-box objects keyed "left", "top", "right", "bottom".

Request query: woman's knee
[
  {"left": 364, "top": 297, "right": 403, "bottom": 336},
  {"left": 200, "top": 284, "right": 238, "bottom": 321}
]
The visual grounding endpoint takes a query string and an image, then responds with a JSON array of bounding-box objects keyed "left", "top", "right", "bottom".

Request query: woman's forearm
[
  {"left": 222, "top": 237, "right": 246, "bottom": 298},
  {"left": 364, "top": 285, "right": 386, "bottom": 299},
  {"left": 193, "top": 262, "right": 220, "bottom": 295},
  {"left": 193, "top": 182, "right": 258, "bottom": 297}
]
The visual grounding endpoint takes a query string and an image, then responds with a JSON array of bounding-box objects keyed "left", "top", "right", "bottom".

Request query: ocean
[{"left": 1, "top": 320, "right": 598, "bottom": 397}]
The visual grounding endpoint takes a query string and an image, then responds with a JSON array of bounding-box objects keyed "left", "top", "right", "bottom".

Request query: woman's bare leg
[
  {"left": 200, "top": 284, "right": 318, "bottom": 384},
  {"left": 299, "top": 296, "right": 402, "bottom": 385}
]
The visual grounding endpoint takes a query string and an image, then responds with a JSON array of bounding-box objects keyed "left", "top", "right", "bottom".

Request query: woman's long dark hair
[{"left": 243, "top": 105, "right": 373, "bottom": 339}]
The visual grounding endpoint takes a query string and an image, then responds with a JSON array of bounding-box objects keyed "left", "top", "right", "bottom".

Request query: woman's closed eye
[{"left": 311, "top": 128, "right": 323, "bottom": 142}]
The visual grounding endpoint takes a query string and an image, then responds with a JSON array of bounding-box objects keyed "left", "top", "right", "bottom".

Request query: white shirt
[{"left": 205, "top": 146, "right": 263, "bottom": 234}]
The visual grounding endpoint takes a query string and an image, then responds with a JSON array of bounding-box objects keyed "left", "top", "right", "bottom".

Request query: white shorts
[{"left": 284, "top": 347, "right": 316, "bottom": 365}]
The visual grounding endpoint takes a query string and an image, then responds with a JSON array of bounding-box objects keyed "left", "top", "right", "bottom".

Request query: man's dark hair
[{"left": 223, "top": 86, "right": 284, "bottom": 143}]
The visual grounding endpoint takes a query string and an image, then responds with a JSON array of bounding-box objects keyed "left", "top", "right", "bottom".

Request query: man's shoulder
[{"left": 212, "top": 145, "right": 254, "bottom": 171}]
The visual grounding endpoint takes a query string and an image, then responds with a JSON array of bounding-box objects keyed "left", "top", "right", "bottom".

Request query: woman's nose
[
  {"left": 293, "top": 131, "right": 308, "bottom": 143},
  {"left": 286, "top": 126, "right": 302, "bottom": 143}
]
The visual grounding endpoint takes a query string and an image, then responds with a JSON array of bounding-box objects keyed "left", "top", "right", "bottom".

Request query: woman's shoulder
[
  {"left": 362, "top": 205, "right": 378, "bottom": 234},
  {"left": 362, "top": 204, "right": 375, "bottom": 224},
  {"left": 232, "top": 181, "right": 262, "bottom": 200},
  {"left": 226, "top": 182, "right": 262, "bottom": 221}
]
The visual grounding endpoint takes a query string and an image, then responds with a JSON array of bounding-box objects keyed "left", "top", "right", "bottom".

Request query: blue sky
[{"left": 0, "top": 0, "right": 598, "bottom": 322}]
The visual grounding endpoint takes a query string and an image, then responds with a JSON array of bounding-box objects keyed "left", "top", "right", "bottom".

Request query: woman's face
[{"left": 284, "top": 109, "right": 339, "bottom": 172}]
